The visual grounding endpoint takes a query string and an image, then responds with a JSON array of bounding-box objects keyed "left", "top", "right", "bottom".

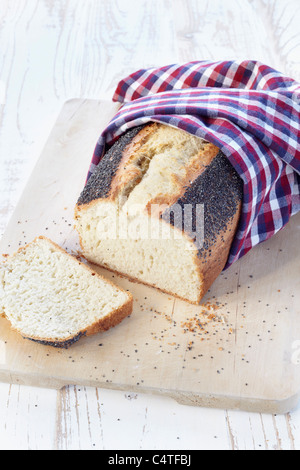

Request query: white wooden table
[{"left": 0, "top": 0, "right": 300, "bottom": 450}]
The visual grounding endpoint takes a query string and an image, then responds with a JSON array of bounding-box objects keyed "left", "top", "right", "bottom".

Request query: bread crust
[
  {"left": 0, "top": 236, "right": 133, "bottom": 348},
  {"left": 75, "top": 123, "right": 243, "bottom": 304},
  {"left": 21, "top": 298, "right": 133, "bottom": 349},
  {"left": 77, "top": 125, "right": 147, "bottom": 206}
]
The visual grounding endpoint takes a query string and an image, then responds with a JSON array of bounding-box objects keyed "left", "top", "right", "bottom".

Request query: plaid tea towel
[{"left": 88, "top": 60, "right": 300, "bottom": 269}]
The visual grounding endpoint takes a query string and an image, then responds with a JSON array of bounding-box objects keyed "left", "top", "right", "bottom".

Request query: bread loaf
[
  {"left": 0, "top": 237, "right": 133, "bottom": 348},
  {"left": 75, "top": 123, "right": 243, "bottom": 304}
]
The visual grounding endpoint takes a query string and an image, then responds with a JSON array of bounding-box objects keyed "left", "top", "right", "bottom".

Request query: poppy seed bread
[
  {"left": 75, "top": 123, "right": 243, "bottom": 304},
  {"left": 0, "top": 237, "right": 133, "bottom": 348}
]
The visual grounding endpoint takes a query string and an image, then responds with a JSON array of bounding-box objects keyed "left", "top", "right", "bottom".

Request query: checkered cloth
[{"left": 89, "top": 60, "right": 300, "bottom": 269}]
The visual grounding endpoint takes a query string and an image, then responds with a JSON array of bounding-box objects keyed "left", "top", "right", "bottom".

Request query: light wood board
[{"left": 0, "top": 98, "right": 299, "bottom": 414}]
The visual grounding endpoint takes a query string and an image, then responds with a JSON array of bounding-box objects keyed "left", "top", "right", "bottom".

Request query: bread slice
[
  {"left": 0, "top": 237, "right": 133, "bottom": 348},
  {"left": 75, "top": 123, "right": 243, "bottom": 304}
]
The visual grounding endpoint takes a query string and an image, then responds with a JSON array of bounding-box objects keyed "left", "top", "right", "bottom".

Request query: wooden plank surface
[
  {"left": 0, "top": 0, "right": 299, "bottom": 450},
  {"left": 0, "top": 97, "right": 299, "bottom": 416}
]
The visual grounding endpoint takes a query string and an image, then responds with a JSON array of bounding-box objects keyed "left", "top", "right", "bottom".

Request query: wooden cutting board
[{"left": 0, "top": 99, "right": 299, "bottom": 414}]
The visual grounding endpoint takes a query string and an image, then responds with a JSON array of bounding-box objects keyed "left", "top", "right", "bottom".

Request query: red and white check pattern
[{"left": 89, "top": 60, "right": 300, "bottom": 268}]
